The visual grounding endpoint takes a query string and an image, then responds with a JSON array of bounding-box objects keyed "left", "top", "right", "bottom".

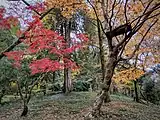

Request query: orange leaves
[
  {"left": 46, "top": 0, "right": 88, "bottom": 18},
  {"left": 130, "top": 1, "right": 143, "bottom": 14},
  {"left": 113, "top": 68, "right": 144, "bottom": 84}
]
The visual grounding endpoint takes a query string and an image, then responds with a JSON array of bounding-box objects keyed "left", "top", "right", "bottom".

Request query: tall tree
[{"left": 85, "top": 0, "right": 160, "bottom": 118}]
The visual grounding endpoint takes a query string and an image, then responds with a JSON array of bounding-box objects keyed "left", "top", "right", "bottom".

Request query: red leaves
[
  {"left": 63, "top": 58, "right": 77, "bottom": 69},
  {"left": 4, "top": 51, "right": 24, "bottom": 69},
  {"left": 4, "top": 51, "right": 24, "bottom": 61},
  {"left": 0, "top": 8, "right": 11, "bottom": 29},
  {"left": 29, "top": 58, "right": 62, "bottom": 74},
  {"left": 76, "top": 34, "right": 89, "bottom": 42},
  {"left": 4, "top": 9, "right": 88, "bottom": 75},
  {"left": 49, "top": 47, "right": 62, "bottom": 55},
  {"left": 61, "top": 44, "right": 81, "bottom": 54},
  {"left": 7, "top": 16, "right": 19, "bottom": 27},
  {"left": 0, "top": 7, "right": 19, "bottom": 29},
  {"left": 25, "top": 2, "right": 47, "bottom": 13},
  {"left": 0, "top": 8, "right": 5, "bottom": 20},
  {"left": 29, "top": 58, "right": 77, "bottom": 75}
]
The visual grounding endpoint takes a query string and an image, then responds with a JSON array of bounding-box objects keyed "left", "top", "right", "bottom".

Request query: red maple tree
[{"left": 2, "top": 7, "right": 88, "bottom": 75}]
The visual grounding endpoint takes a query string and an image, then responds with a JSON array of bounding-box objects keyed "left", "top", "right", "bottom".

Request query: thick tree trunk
[
  {"left": 96, "top": 17, "right": 110, "bottom": 103},
  {"left": 90, "top": 52, "right": 118, "bottom": 117},
  {"left": 64, "top": 68, "right": 72, "bottom": 93},
  {"left": 133, "top": 80, "right": 139, "bottom": 102},
  {"left": 104, "top": 91, "right": 111, "bottom": 103}
]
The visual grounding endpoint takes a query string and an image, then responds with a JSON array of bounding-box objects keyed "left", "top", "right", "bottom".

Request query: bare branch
[
  {"left": 16, "top": 78, "right": 24, "bottom": 101},
  {"left": 109, "top": 0, "right": 116, "bottom": 31},
  {"left": 27, "top": 73, "right": 46, "bottom": 103},
  {"left": 21, "top": 0, "right": 41, "bottom": 16},
  {"left": 124, "top": 0, "right": 128, "bottom": 24},
  {"left": 132, "top": 0, "right": 154, "bottom": 28},
  {"left": 87, "top": 0, "right": 106, "bottom": 35},
  {"left": 131, "top": 1, "right": 160, "bottom": 25},
  {"left": 118, "top": 19, "right": 158, "bottom": 61},
  {"left": 101, "top": 0, "right": 108, "bottom": 23},
  {"left": 115, "top": 2, "right": 160, "bottom": 50}
]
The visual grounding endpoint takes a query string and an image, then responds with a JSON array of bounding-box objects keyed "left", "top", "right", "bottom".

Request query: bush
[
  {"left": 48, "top": 83, "right": 62, "bottom": 91},
  {"left": 142, "top": 77, "right": 160, "bottom": 104},
  {"left": 73, "top": 80, "right": 90, "bottom": 92}
]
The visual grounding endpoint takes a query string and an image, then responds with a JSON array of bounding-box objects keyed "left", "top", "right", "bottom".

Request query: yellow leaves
[
  {"left": 10, "top": 81, "right": 17, "bottom": 87},
  {"left": 42, "top": 13, "right": 55, "bottom": 29},
  {"left": 124, "top": 39, "right": 138, "bottom": 57},
  {"left": 135, "top": 48, "right": 151, "bottom": 55},
  {"left": 72, "top": 68, "right": 80, "bottom": 79},
  {"left": 46, "top": 0, "right": 89, "bottom": 18},
  {"left": 131, "top": 1, "right": 143, "bottom": 14},
  {"left": 113, "top": 68, "right": 144, "bottom": 84}
]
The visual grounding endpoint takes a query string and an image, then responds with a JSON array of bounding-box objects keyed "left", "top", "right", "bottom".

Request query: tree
[
  {"left": 45, "top": 0, "right": 92, "bottom": 93},
  {"left": 1, "top": 2, "right": 88, "bottom": 116},
  {"left": 1, "top": 0, "right": 89, "bottom": 94},
  {"left": 85, "top": 0, "right": 160, "bottom": 118},
  {"left": 0, "top": 0, "right": 160, "bottom": 118},
  {"left": 113, "top": 67, "right": 144, "bottom": 102},
  {"left": 0, "top": 6, "right": 20, "bottom": 105}
]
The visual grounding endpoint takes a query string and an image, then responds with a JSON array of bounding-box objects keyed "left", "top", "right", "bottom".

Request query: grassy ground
[{"left": 0, "top": 92, "right": 160, "bottom": 120}]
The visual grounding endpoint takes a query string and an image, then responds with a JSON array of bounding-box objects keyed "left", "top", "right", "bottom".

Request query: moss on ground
[{"left": 0, "top": 92, "right": 160, "bottom": 120}]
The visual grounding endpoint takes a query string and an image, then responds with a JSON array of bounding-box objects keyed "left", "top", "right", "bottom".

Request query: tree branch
[
  {"left": 115, "top": 2, "right": 160, "bottom": 51},
  {"left": 0, "top": 7, "right": 54, "bottom": 59},
  {"left": 21, "top": 0, "right": 41, "bottom": 16},
  {"left": 119, "top": 19, "right": 158, "bottom": 62}
]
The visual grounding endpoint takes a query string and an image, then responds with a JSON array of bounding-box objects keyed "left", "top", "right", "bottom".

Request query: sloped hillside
[{"left": 0, "top": 92, "right": 160, "bottom": 120}]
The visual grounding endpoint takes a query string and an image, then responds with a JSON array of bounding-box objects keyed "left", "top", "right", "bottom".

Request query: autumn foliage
[
  {"left": 2, "top": 6, "right": 88, "bottom": 75},
  {"left": 113, "top": 68, "right": 144, "bottom": 84},
  {"left": 0, "top": 7, "right": 19, "bottom": 29}
]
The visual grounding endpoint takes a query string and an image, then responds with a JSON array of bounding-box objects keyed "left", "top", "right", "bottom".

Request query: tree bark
[
  {"left": 21, "top": 101, "right": 28, "bottom": 116},
  {"left": 133, "top": 80, "right": 139, "bottom": 102},
  {"left": 64, "top": 68, "right": 72, "bottom": 93},
  {"left": 52, "top": 72, "right": 56, "bottom": 82},
  {"left": 0, "top": 89, "right": 5, "bottom": 105},
  {"left": 0, "top": 94, "right": 4, "bottom": 104},
  {"left": 90, "top": 52, "right": 118, "bottom": 116},
  {"left": 63, "top": 20, "right": 72, "bottom": 94}
]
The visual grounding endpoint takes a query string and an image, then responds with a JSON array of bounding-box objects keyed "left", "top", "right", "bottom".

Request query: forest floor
[{"left": 0, "top": 92, "right": 160, "bottom": 120}]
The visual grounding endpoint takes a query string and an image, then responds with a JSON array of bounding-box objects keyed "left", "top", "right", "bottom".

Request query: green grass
[{"left": 111, "top": 94, "right": 133, "bottom": 101}]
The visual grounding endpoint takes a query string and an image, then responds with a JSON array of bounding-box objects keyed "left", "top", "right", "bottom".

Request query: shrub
[
  {"left": 142, "top": 77, "right": 160, "bottom": 104},
  {"left": 73, "top": 80, "right": 90, "bottom": 92}
]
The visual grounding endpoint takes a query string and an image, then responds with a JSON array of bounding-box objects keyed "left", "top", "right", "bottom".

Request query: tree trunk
[
  {"left": 0, "top": 89, "right": 5, "bottom": 105},
  {"left": 133, "top": 80, "right": 139, "bottom": 102},
  {"left": 0, "top": 94, "right": 3, "bottom": 104},
  {"left": 96, "top": 16, "right": 109, "bottom": 103},
  {"left": 64, "top": 68, "right": 72, "bottom": 93},
  {"left": 21, "top": 102, "right": 28, "bottom": 116},
  {"left": 104, "top": 91, "right": 111, "bottom": 103},
  {"left": 52, "top": 72, "right": 56, "bottom": 82},
  {"left": 90, "top": 52, "right": 118, "bottom": 117},
  {"left": 63, "top": 20, "right": 72, "bottom": 94}
]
